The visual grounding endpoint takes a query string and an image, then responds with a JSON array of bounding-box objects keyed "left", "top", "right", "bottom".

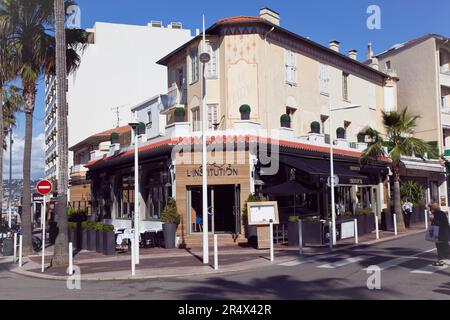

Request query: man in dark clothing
[{"left": 429, "top": 204, "right": 450, "bottom": 266}]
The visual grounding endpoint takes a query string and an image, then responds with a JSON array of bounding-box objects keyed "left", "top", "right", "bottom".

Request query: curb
[{"left": 8, "top": 229, "right": 426, "bottom": 281}]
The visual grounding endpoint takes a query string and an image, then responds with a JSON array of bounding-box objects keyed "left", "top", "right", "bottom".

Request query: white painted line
[
  {"left": 363, "top": 257, "right": 416, "bottom": 271},
  {"left": 411, "top": 264, "right": 449, "bottom": 275},
  {"left": 280, "top": 253, "right": 339, "bottom": 267},
  {"left": 318, "top": 256, "right": 370, "bottom": 269}
]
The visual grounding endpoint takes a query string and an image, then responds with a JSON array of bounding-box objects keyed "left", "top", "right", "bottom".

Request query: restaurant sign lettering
[{"left": 187, "top": 164, "right": 239, "bottom": 178}]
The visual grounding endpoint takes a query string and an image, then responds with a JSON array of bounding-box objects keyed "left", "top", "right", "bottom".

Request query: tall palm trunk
[
  {"left": 393, "top": 167, "right": 406, "bottom": 233},
  {"left": 52, "top": 0, "right": 69, "bottom": 266},
  {"left": 22, "top": 86, "right": 36, "bottom": 256}
]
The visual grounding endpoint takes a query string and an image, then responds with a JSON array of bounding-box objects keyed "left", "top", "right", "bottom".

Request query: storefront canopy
[{"left": 261, "top": 180, "right": 316, "bottom": 196}]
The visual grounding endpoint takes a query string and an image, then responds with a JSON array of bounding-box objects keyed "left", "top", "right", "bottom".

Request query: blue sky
[{"left": 9, "top": 0, "right": 450, "bottom": 180}]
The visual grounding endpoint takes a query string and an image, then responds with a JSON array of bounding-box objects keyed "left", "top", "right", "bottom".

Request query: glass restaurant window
[{"left": 118, "top": 174, "right": 135, "bottom": 219}]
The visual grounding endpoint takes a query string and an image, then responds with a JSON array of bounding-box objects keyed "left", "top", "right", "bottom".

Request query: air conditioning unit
[
  {"left": 168, "top": 22, "right": 182, "bottom": 29},
  {"left": 150, "top": 20, "right": 163, "bottom": 28}
]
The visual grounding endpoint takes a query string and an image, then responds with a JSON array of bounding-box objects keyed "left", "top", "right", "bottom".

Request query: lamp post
[
  {"left": 7, "top": 125, "right": 13, "bottom": 228},
  {"left": 199, "top": 15, "right": 211, "bottom": 264},
  {"left": 128, "top": 119, "right": 140, "bottom": 265},
  {"left": 329, "top": 104, "right": 361, "bottom": 245}
]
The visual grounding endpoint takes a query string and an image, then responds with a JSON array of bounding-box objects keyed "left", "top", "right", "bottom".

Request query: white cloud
[{"left": 2, "top": 133, "right": 45, "bottom": 180}]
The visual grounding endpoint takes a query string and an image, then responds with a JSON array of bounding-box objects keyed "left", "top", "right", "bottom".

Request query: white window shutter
[
  {"left": 291, "top": 51, "right": 297, "bottom": 84},
  {"left": 285, "top": 49, "right": 291, "bottom": 83}
]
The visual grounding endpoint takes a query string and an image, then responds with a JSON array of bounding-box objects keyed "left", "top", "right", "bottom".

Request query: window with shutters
[
  {"left": 320, "top": 64, "right": 330, "bottom": 95},
  {"left": 190, "top": 48, "right": 199, "bottom": 83},
  {"left": 384, "top": 86, "right": 395, "bottom": 112},
  {"left": 147, "top": 111, "right": 152, "bottom": 128},
  {"left": 206, "top": 43, "right": 218, "bottom": 78},
  {"left": 342, "top": 72, "right": 349, "bottom": 101},
  {"left": 207, "top": 104, "right": 219, "bottom": 130},
  {"left": 285, "top": 49, "right": 297, "bottom": 85},
  {"left": 369, "top": 84, "right": 377, "bottom": 110},
  {"left": 192, "top": 108, "right": 201, "bottom": 132}
]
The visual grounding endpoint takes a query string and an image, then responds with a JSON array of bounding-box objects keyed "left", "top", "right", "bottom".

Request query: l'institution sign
[{"left": 37, "top": 180, "right": 53, "bottom": 196}]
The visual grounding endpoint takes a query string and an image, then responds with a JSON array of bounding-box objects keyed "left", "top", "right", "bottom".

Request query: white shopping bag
[{"left": 425, "top": 225, "right": 440, "bottom": 243}]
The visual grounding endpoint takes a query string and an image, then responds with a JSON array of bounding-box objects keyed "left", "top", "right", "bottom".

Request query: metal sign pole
[
  {"left": 41, "top": 195, "right": 46, "bottom": 272},
  {"left": 269, "top": 221, "right": 274, "bottom": 262},
  {"left": 298, "top": 219, "right": 303, "bottom": 255},
  {"left": 213, "top": 234, "right": 218, "bottom": 270}
]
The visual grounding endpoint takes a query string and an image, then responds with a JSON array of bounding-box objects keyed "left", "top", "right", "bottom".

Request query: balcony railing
[
  {"left": 45, "top": 140, "right": 56, "bottom": 157},
  {"left": 167, "top": 85, "right": 187, "bottom": 108},
  {"left": 45, "top": 117, "right": 57, "bottom": 136}
]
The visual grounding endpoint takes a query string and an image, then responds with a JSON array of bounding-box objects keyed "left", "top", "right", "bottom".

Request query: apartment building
[
  {"left": 374, "top": 34, "right": 450, "bottom": 207},
  {"left": 45, "top": 20, "right": 192, "bottom": 185},
  {"left": 84, "top": 8, "right": 396, "bottom": 246}
]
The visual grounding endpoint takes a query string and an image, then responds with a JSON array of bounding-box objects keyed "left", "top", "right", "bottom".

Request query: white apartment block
[{"left": 44, "top": 20, "right": 193, "bottom": 183}]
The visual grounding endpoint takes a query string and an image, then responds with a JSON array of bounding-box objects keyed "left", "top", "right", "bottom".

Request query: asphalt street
[{"left": 0, "top": 232, "right": 448, "bottom": 300}]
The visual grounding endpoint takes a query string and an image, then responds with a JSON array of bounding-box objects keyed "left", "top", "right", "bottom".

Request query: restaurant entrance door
[{"left": 187, "top": 184, "right": 241, "bottom": 234}]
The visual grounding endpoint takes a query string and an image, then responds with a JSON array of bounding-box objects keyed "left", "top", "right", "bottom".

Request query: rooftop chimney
[
  {"left": 349, "top": 49, "right": 358, "bottom": 60},
  {"left": 329, "top": 40, "right": 340, "bottom": 52},
  {"left": 259, "top": 7, "right": 280, "bottom": 26},
  {"left": 366, "top": 42, "right": 374, "bottom": 60}
]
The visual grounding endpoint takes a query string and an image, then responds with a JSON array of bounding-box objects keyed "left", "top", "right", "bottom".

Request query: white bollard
[
  {"left": 13, "top": 233, "right": 17, "bottom": 263},
  {"left": 298, "top": 219, "right": 303, "bottom": 255},
  {"left": 375, "top": 212, "right": 380, "bottom": 240},
  {"left": 18, "top": 235, "right": 22, "bottom": 267},
  {"left": 214, "top": 234, "right": 218, "bottom": 270},
  {"left": 425, "top": 210, "right": 429, "bottom": 230},
  {"left": 69, "top": 242, "right": 73, "bottom": 275},
  {"left": 393, "top": 213, "right": 398, "bottom": 236},
  {"left": 131, "top": 238, "right": 135, "bottom": 276},
  {"left": 269, "top": 221, "right": 274, "bottom": 262},
  {"left": 354, "top": 219, "right": 359, "bottom": 245},
  {"left": 329, "top": 221, "right": 333, "bottom": 250}
]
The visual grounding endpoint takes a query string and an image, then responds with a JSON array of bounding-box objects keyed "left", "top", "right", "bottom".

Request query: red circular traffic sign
[{"left": 37, "top": 180, "right": 53, "bottom": 195}]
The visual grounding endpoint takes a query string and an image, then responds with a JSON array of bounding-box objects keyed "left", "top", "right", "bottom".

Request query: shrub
[
  {"left": 280, "top": 114, "right": 291, "bottom": 122},
  {"left": 67, "top": 208, "right": 87, "bottom": 222},
  {"left": 401, "top": 180, "right": 425, "bottom": 207},
  {"left": 174, "top": 107, "right": 186, "bottom": 116},
  {"left": 356, "top": 208, "right": 372, "bottom": 216},
  {"left": 310, "top": 121, "right": 321, "bottom": 133},
  {"left": 336, "top": 127, "right": 346, "bottom": 137},
  {"left": 161, "top": 198, "right": 181, "bottom": 225},
  {"left": 239, "top": 104, "right": 251, "bottom": 113},
  {"left": 138, "top": 122, "right": 146, "bottom": 135},
  {"left": 68, "top": 222, "right": 77, "bottom": 230},
  {"left": 110, "top": 132, "right": 119, "bottom": 142},
  {"left": 304, "top": 216, "right": 320, "bottom": 222},
  {"left": 288, "top": 215, "right": 299, "bottom": 223},
  {"left": 85, "top": 220, "right": 97, "bottom": 230},
  {"left": 94, "top": 222, "right": 104, "bottom": 231},
  {"left": 81, "top": 221, "right": 88, "bottom": 230},
  {"left": 102, "top": 224, "right": 114, "bottom": 232}
]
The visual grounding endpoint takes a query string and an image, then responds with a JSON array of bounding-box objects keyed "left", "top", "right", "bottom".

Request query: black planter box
[
  {"left": 162, "top": 223, "right": 177, "bottom": 249},
  {"left": 103, "top": 231, "right": 116, "bottom": 256},
  {"left": 81, "top": 229, "right": 88, "bottom": 250},
  {"left": 96, "top": 231, "right": 104, "bottom": 253},
  {"left": 287, "top": 222, "right": 299, "bottom": 247},
  {"left": 68, "top": 229, "right": 75, "bottom": 244},
  {"left": 245, "top": 225, "right": 257, "bottom": 246},
  {"left": 87, "top": 229, "right": 96, "bottom": 251},
  {"left": 240, "top": 111, "right": 250, "bottom": 120},
  {"left": 2, "top": 237, "right": 13, "bottom": 256},
  {"left": 303, "top": 221, "right": 324, "bottom": 245},
  {"left": 381, "top": 211, "right": 394, "bottom": 231}
]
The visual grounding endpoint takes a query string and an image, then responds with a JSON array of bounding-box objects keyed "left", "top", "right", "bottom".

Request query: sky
[{"left": 7, "top": 0, "right": 450, "bottom": 180}]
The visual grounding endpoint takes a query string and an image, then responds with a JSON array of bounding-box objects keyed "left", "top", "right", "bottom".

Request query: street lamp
[
  {"left": 128, "top": 119, "right": 140, "bottom": 266},
  {"left": 200, "top": 15, "right": 211, "bottom": 265},
  {"left": 329, "top": 104, "right": 361, "bottom": 245}
]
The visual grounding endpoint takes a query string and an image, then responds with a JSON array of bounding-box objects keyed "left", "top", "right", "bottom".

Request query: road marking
[
  {"left": 318, "top": 256, "right": 370, "bottom": 269},
  {"left": 411, "top": 264, "right": 449, "bottom": 274},
  {"left": 280, "top": 253, "right": 339, "bottom": 267},
  {"left": 363, "top": 257, "right": 416, "bottom": 271}
]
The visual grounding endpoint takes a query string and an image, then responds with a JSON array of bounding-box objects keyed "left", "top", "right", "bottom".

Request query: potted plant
[
  {"left": 81, "top": 221, "right": 89, "bottom": 250},
  {"left": 174, "top": 107, "right": 186, "bottom": 123},
  {"left": 110, "top": 132, "right": 119, "bottom": 144},
  {"left": 102, "top": 224, "right": 116, "bottom": 256},
  {"left": 310, "top": 121, "right": 321, "bottom": 134},
  {"left": 161, "top": 198, "right": 181, "bottom": 249},
  {"left": 280, "top": 114, "right": 291, "bottom": 128},
  {"left": 86, "top": 220, "right": 97, "bottom": 251},
  {"left": 336, "top": 127, "right": 346, "bottom": 139},
  {"left": 138, "top": 122, "right": 146, "bottom": 135},
  {"left": 95, "top": 222, "right": 104, "bottom": 253},
  {"left": 239, "top": 104, "right": 251, "bottom": 120},
  {"left": 68, "top": 222, "right": 77, "bottom": 244},
  {"left": 287, "top": 215, "right": 299, "bottom": 247}
]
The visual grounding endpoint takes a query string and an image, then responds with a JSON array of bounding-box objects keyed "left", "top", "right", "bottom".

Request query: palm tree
[
  {"left": 360, "top": 108, "right": 438, "bottom": 232},
  {"left": 0, "top": 0, "right": 85, "bottom": 255}
]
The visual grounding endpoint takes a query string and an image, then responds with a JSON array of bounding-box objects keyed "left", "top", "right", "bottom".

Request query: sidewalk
[{"left": 5, "top": 223, "right": 427, "bottom": 281}]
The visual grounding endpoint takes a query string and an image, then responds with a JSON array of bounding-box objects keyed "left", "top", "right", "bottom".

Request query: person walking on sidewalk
[
  {"left": 402, "top": 198, "right": 413, "bottom": 228},
  {"left": 428, "top": 203, "right": 450, "bottom": 266}
]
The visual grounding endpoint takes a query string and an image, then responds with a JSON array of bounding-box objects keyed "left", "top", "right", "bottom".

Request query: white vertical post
[
  {"left": 374, "top": 211, "right": 380, "bottom": 240},
  {"left": 131, "top": 238, "right": 135, "bottom": 276},
  {"left": 329, "top": 221, "right": 333, "bottom": 250},
  {"left": 393, "top": 213, "right": 398, "bottom": 236},
  {"left": 201, "top": 14, "right": 209, "bottom": 265},
  {"left": 41, "top": 196, "right": 46, "bottom": 272},
  {"left": 269, "top": 221, "right": 274, "bottom": 262},
  {"left": 329, "top": 104, "right": 337, "bottom": 246},
  {"left": 213, "top": 234, "right": 218, "bottom": 270},
  {"left": 425, "top": 209, "right": 429, "bottom": 230},
  {"left": 68, "top": 242, "right": 73, "bottom": 275},
  {"left": 298, "top": 219, "right": 303, "bottom": 255},
  {"left": 13, "top": 232, "right": 17, "bottom": 263},
  {"left": 134, "top": 124, "right": 140, "bottom": 265},
  {"left": 18, "top": 235, "right": 22, "bottom": 267},
  {"left": 354, "top": 219, "right": 359, "bottom": 244}
]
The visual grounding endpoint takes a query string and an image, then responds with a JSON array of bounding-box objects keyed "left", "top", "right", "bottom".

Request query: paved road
[{"left": 0, "top": 232, "right": 448, "bottom": 300}]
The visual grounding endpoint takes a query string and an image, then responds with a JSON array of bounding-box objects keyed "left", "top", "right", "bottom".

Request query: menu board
[{"left": 247, "top": 202, "right": 279, "bottom": 225}]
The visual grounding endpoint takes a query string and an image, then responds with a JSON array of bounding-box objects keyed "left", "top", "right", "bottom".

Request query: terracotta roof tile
[{"left": 218, "top": 16, "right": 264, "bottom": 24}]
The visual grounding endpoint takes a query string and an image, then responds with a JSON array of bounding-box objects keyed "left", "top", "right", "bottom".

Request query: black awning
[
  {"left": 261, "top": 181, "right": 316, "bottom": 196},
  {"left": 278, "top": 155, "right": 378, "bottom": 185}
]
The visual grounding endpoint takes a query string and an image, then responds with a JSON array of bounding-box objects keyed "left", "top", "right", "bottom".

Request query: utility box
[{"left": 2, "top": 237, "right": 14, "bottom": 256}]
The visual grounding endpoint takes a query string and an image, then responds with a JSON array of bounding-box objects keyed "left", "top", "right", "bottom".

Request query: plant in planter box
[
  {"left": 85, "top": 220, "right": 97, "bottom": 251},
  {"left": 355, "top": 208, "right": 373, "bottom": 235},
  {"left": 81, "top": 221, "right": 89, "bottom": 250},
  {"left": 161, "top": 198, "right": 181, "bottom": 249},
  {"left": 174, "top": 107, "right": 186, "bottom": 123},
  {"left": 287, "top": 215, "right": 300, "bottom": 247},
  {"left": 310, "top": 121, "right": 321, "bottom": 134},
  {"left": 336, "top": 127, "right": 346, "bottom": 139},
  {"left": 280, "top": 114, "right": 291, "bottom": 128},
  {"left": 95, "top": 222, "right": 104, "bottom": 253},
  {"left": 239, "top": 104, "right": 251, "bottom": 120},
  {"left": 138, "top": 122, "right": 146, "bottom": 135},
  {"left": 102, "top": 224, "right": 116, "bottom": 256},
  {"left": 68, "top": 222, "right": 77, "bottom": 244}
]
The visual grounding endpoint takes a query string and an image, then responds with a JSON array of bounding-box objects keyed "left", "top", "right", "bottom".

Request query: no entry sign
[{"left": 37, "top": 180, "right": 53, "bottom": 196}]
